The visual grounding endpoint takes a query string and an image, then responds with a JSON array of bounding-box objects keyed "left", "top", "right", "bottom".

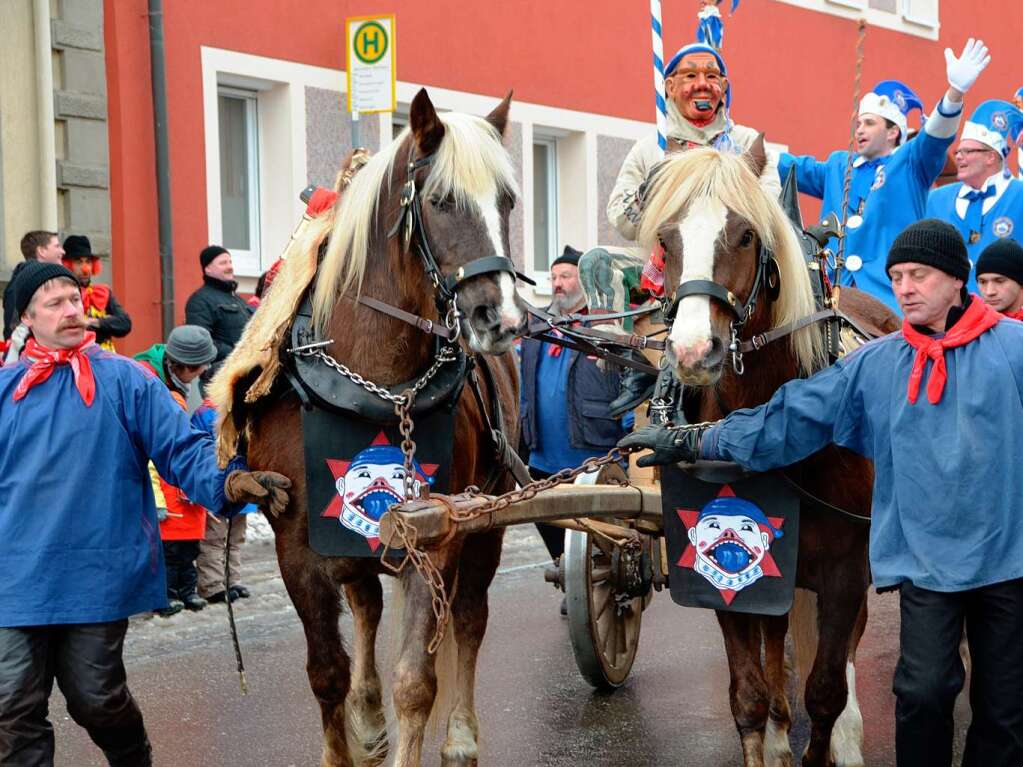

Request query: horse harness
[{"left": 284, "top": 146, "right": 533, "bottom": 497}]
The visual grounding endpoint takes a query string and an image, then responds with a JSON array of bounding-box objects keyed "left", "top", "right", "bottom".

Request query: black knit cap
[
  {"left": 885, "top": 219, "right": 971, "bottom": 283},
  {"left": 976, "top": 239, "right": 1023, "bottom": 285},
  {"left": 200, "top": 245, "right": 229, "bottom": 270},
  {"left": 552, "top": 245, "right": 584, "bottom": 268},
  {"left": 63, "top": 234, "right": 94, "bottom": 260},
  {"left": 12, "top": 262, "right": 79, "bottom": 318}
]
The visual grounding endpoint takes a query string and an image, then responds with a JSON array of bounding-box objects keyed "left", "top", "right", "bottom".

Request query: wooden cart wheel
[{"left": 563, "top": 469, "right": 646, "bottom": 690}]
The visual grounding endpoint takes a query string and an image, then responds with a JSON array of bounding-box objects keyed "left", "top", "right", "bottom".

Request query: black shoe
[
  {"left": 228, "top": 585, "right": 251, "bottom": 600},
  {"left": 609, "top": 367, "right": 657, "bottom": 417},
  {"left": 156, "top": 599, "right": 184, "bottom": 618},
  {"left": 182, "top": 593, "right": 207, "bottom": 611},
  {"left": 206, "top": 590, "right": 235, "bottom": 604}
]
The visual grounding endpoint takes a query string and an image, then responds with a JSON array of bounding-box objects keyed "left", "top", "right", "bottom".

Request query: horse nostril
[
  {"left": 472, "top": 305, "right": 500, "bottom": 332},
  {"left": 704, "top": 337, "right": 725, "bottom": 368}
]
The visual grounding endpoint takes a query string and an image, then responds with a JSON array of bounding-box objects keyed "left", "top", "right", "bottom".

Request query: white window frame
[
  {"left": 217, "top": 86, "right": 262, "bottom": 275},
  {"left": 901, "top": 0, "right": 938, "bottom": 28},
  {"left": 772, "top": 0, "right": 939, "bottom": 39},
  {"left": 532, "top": 135, "right": 559, "bottom": 277}
]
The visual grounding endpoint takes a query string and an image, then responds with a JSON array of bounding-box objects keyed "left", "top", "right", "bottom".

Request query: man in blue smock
[
  {"left": 926, "top": 100, "right": 1023, "bottom": 290},
  {"left": 520, "top": 247, "right": 625, "bottom": 568},
  {"left": 778, "top": 39, "right": 991, "bottom": 312},
  {"left": 620, "top": 220, "right": 1023, "bottom": 767},
  {"left": 0, "top": 262, "right": 291, "bottom": 766}
]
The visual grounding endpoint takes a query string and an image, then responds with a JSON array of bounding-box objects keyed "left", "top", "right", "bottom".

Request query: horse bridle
[
  {"left": 664, "top": 238, "right": 778, "bottom": 375},
  {"left": 387, "top": 148, "right": 534, "bottom": 333}
]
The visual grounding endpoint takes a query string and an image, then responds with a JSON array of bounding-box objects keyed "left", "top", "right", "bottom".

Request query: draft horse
[
  {"left": 229, "top": 90, "right": 525, "bottom": 766},
  {"left": 636, "top": 141, "right": 898, "bottom": 767}
]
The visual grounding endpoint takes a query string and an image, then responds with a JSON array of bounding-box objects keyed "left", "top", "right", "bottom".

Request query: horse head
[
  {"left": 405, "top": 89, "right": 526, "bottom": 354},
  {"left": 637, "top": 137, "right": 821, "bottom": 386}
]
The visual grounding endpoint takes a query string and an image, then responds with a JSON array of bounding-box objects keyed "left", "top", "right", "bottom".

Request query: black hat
[
  {"left": 976, "top": 239, "right": 1023, "bottom": 285},
  {"left": 200, "top": 245, "right": 229, "bottom": 270},
  {"left": 63, "top": 234, "right": 94, "bottom": 260},
  {"left": 12, "top": 262, "right": 79, "bottom": 318},
  {"left": 551, "top": 245, "right": 583, "bottom": 268},
  {"left": 885, "top": 219, "right": 971, "bottom": 283},
  {"left": 165, "top": 325, "right": 217, "bottom": 366}
]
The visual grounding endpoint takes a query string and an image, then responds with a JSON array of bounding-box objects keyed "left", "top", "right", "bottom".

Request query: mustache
[{"left": 58, "top": 320, "right": 86, "bottom": 331}]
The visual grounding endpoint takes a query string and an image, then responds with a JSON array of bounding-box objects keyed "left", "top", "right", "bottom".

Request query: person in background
[
  {"left": 134, "top": 326, "right": 219, "bottom": 615},
  {"left": 976, "top": 239, "right": 1023, "bottom": 319},
  {"left": 520, "top": 246, "right": 627, "bottom": 613},
  {"left": 62, "top": 235, "right": 132, "bottom": 352},
  {"left": 4, "top": 231, "right": 64, "bottom": 341},
  {"left": 184, "top": 246, "right": 254, "bottom": 383},
  {"left": 925, "top": 100, "right": 1023, "bottom": 288}
]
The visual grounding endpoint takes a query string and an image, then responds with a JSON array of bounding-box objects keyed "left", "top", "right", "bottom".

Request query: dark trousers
[
  {"left": 894, "top": 578, "right": 1023, "bottom": 767},
  {"left": 529, "top": 467, "right": 565, "bottom": 561},
  {"left": 163, "top": 539, "right": 200, "bottom": 600},
  {"left": 0, "top": 620, "right": 151, "bottom": 767}
]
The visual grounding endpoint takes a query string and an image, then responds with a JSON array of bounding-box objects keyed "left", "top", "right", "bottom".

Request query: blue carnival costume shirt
[
  {"left": 0, "top": 347, "right": 243, "bottom": 627},
  {"left": 701, "top": 318, "right": 1023, "bottom": 592}
]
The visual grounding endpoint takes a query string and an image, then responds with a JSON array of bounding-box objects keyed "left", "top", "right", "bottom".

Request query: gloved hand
[
  {"left": 617, "top": 423, "right": 710, "bottom": 467},
  {"left": 944, "top": 38, "right": 990, "bottom": 94},
  {"left": 224, "top": 470, "right": 291, "bottom": 517},
  {"left": 156, "top": 507, "right": 169, "bottom": 523}
]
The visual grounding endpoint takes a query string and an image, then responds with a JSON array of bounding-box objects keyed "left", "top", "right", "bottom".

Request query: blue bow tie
[{"left": 964, "top": 185, "right": 996, "bottom": 236}]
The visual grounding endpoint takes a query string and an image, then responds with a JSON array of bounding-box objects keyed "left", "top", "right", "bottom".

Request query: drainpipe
[
  {"left": 33, "top": 0, "right": 57, "bottom": 230},
  {"left": 148, "top": 0, "right": 174, "bottom": 337}
]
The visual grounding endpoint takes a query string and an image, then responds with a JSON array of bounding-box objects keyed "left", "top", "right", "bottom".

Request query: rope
[
  {"left": 834, "top": 18, "right": 868, "bottom": 305},
  {"left": 224, "top": 515, "right": 248, "bottom": 694}
]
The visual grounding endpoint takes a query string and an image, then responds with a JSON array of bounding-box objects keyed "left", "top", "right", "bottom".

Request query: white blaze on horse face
[
  {"left": 669, "top": 197, "right": 728, "bottom": 368},
  {"left": 478, "top": 191, "right": 522, "bottom": 332}
]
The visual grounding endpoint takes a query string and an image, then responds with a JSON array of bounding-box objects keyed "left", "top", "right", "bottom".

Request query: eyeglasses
[{"left": 953, "top": 148, "right": 994, "bottom": 158}]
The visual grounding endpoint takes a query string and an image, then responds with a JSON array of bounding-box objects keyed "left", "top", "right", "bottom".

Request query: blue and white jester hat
[
  {"left": 698, "top": 496, "right": 784, "bottom": 541},
  {"left": 962, "top": 100, "right": 1023, "bottom": 157},
  {"left": 664, "top": 43, "right": 731, "bottom": 107},
  {"left": 859, "top": 80, "right": 923, "bottom": 145}
]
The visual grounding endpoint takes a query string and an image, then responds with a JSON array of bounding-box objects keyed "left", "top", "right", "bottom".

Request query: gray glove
[{"left": 617, "top": 423, "right": 712, "bottom": 468}]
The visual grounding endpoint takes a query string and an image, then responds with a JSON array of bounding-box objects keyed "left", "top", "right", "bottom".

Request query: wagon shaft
[{"left": 379, "top": 484, "right": 662, "bottom": 549}]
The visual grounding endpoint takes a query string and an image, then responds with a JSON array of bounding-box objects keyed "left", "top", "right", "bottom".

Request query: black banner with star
[
  {"left": 660, "top": 466, "right": 800, "bottom": 615},
  {"left": 303, "top": 407, "right": 455, "bottom": 557}
]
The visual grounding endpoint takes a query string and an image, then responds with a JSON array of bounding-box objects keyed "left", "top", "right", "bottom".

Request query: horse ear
[
  {"left": 409, "top": 88, "right": 445, "bottom": 156},
  {"left": 744, "top": 133, "right": 768, "bottom": 178},
  {"left": 486, "top": 91, "right": 513, "bottom": 137}
]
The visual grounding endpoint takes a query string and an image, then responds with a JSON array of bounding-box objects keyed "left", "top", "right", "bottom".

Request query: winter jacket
[{"left": 184, "top": 276, "right": 254, "bottom": 366}]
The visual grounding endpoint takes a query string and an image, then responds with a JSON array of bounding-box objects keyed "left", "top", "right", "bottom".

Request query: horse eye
[
  {"left": 429, "top": 194, "right": 455, "bottom": 211},
  {"left": 739, "top": 230, "right": 755, "bottom": 248}
]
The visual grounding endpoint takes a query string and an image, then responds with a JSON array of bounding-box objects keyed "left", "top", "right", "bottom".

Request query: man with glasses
[
  {"left": 926, "top": 100, "right": 1023, "bottom": 291},
  {"left": 778, "top": 40, "right": 990, "bottom": 312}
]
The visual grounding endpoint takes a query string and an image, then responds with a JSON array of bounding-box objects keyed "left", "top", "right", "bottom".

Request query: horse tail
[{"left": 790, "top": 587, "right": 819, "bottom": 701}]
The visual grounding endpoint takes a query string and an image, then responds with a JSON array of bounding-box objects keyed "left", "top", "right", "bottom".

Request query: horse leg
[
  {"left": 441, "top": 529, "right": 504, "bottom": 767},
  {"left": 828, "top": 598, "right": 867, "bottom": 767},
  {"left": 343, "top": 575, "right": 388, "bottom": 764},
  {"left": 802, "top": 580, "right": 868, "bottom": 767},
  {"left": 718, "top": 611, "right": 770, "bottom": 767},
  {"left": 763, "top": 613, "right": 794, "bottom": 767},
  {"left": 277, "top": 546, "right": 355, "bottom": 767},
  {"left": 391, "top": 551, "right": 460, "bottom": 767}
]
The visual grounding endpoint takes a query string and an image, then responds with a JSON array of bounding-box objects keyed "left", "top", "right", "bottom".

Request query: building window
[
  {"left": 532, "top": 138, "right": 559, "bottom": 273},
  {"left": 772, "top": 0, "right": 939, "bottom": 38},
  {"left": 901, "top": 0, "right": 938, "bottom": 26},
  {"left": 218, "top": 87, "right": 260, "bottom": 268}
]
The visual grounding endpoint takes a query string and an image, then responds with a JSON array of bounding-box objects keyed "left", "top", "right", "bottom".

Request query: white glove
[
  {"left": 944, "top": 38, "right": 990, "bottom": 93},
  {"left": 4, "top": 324, "right": 29, "bottom": 365}
]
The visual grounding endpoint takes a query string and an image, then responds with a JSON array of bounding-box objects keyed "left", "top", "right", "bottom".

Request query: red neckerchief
[
  {"left": 13, "top": 332, "right": 97, "bottom": 406},
  {"left": 901, "top": 298, "right": 1000, "bottom": 405},
  {"left": 1003, "top": 307, "right": 1023, "bottom": 321}
]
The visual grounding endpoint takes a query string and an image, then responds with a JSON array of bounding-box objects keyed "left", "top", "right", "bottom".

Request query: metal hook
[{"left": 729, "top": 323, "right": 745, "bottom": 376}]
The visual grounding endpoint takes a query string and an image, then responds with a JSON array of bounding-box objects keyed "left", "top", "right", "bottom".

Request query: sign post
[{"left": 345, "top": 14, "right": 397, "bottom": 149}]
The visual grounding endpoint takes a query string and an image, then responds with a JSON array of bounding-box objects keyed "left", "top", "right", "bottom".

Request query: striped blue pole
[{"left": 651, "top": 0, "right": 668, "bottom": 152}]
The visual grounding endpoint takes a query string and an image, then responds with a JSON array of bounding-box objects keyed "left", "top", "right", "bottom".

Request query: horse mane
[
  {"left": 636, "top": 147, "right": 825, "bottom": 374},
  {"left": 311, "top": 112, "right": 520, "bottom": 331}
]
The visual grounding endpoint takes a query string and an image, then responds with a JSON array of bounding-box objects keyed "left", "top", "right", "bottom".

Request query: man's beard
[{"left": 551, "top": 288, "right": 585, "bottom": 316}]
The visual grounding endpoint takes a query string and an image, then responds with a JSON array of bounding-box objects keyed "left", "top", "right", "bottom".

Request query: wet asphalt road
[{"left": 51, "top": 520, "right": 970, "bottom": 766}]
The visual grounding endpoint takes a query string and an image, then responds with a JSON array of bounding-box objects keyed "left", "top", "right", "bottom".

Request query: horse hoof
[{"left": 440, "top": 758, "right": 477, "bottom": 767}]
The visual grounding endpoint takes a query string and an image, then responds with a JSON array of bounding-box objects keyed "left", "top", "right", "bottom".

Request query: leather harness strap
[{"left": 353, "top": 295, "right": 457, "bottom": 341}]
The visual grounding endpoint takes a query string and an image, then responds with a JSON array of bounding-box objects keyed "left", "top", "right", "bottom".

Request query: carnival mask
[{"left": 667, "top": 52, "right": 729, "bottom": 122}]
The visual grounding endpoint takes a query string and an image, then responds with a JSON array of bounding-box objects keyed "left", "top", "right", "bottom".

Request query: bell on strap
[{"left": 963, "top": 185, "right": 996, "bottom": 242}]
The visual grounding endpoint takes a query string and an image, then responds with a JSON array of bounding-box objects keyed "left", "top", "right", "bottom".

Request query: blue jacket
[
  {"left": 779, "top": 97, "right": 962, "bottom": 313},
  {"left": 519, "top": 337, "right": 623, "bottom": 466},
  {"left": 0, "top": 347, "right": 242, "bottom": 627},
  {"left": 926, "top": 178, "right": 1023, "bottom": 291},
  {"left": 702, "top": 314, "right": 1023, "bottom": 592}
]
